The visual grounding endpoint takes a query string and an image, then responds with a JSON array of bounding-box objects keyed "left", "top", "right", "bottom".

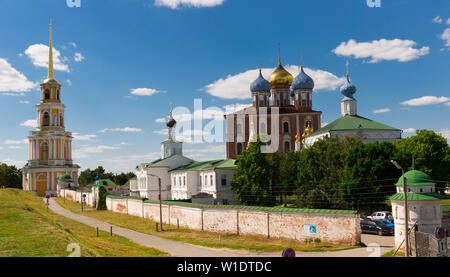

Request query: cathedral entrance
[{"left": 36, "top": 173, "right": 47, "bottom": 197}]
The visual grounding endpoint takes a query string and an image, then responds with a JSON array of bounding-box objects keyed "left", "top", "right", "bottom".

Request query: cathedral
[
  {"left": 225, "top": 58, "right": 322, "bottom": 158},
  {"left": 22, "top": 23, "right": 79, "bottom": 197}
]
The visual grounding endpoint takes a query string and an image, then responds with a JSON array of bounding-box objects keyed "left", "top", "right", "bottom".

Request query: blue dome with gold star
[
  {"left": 340, "top": 75, "right": 357, "bottom": 100},
  {"left": 250, "top": 69, "right": 271, "bottom": 93}
]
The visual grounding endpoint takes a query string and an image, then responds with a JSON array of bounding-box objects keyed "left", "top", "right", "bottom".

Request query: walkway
[{"left": 48, "top": 198, "right": 393, "bottom": 257}]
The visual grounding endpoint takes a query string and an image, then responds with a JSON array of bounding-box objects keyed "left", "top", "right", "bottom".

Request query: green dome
[
  {"left": 58, "top": 174, "right": 72, "bottom": 181},
  {"left": 395, "top": 170, "right": 435, "bottom": 187}
]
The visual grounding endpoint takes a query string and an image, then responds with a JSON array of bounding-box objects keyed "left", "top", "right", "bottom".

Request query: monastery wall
[{"left": 59, "top": 189, "right": 360, "bottom": 245}]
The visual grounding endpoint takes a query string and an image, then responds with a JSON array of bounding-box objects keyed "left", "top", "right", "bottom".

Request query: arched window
[
  {"left": 284, "top": 141, "right": 290, "bottom": 153},
  {"left": 60, "top": 115, "right": 64, "bottom": 127},
  {"left": 56, "top": 90, "right": 60, "bottom": 100},
  {"left": 43, "top": 112, "right": 50, "bottom": 127},
  {"left": 44, "top": 89, "right": 50, "bottom": 100},
  {"left": 237, "top": 123, "right": 243, "bottom": 136},
  {"left": 41, "top": 142, "right": 49, "bottom": 160},
  {"left": 237, "top": 143, "right": 243, "bottom": 155},
  {"left": 283, "top": 122, "right": 289, "bottom": 133}
]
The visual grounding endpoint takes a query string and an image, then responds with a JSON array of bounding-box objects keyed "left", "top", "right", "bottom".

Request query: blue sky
[{"left": 0, "top": 0, "right": 449, "bottom": 173}]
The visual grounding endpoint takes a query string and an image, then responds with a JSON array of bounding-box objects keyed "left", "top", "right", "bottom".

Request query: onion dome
[
  {"left": 291, "top": 66, "right": 314, "bottom": 91},
  {"left": 340, "top": 75, "right": 357, "bottom": 100},
  {"left": 166, "top": 117, "right": 176, "bottom": 128},
  {"left": 250, "top": 69, "right": 271, "bottom": 93},
  {"left": 269, "top": 58, "right": 293, "bottom": 88}
]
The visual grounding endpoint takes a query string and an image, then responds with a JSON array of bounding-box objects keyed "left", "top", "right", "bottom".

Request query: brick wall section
[{"left": 104, "top": 197, "right": 360, "bottom": 245}]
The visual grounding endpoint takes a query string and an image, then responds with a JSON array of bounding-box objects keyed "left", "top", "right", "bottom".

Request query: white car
[{"left": 368, "top": 211, "right": 393, "bottom": 221}]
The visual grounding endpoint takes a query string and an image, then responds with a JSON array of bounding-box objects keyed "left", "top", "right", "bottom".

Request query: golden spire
[
  {"left": 300, "top": 53, "right": 303, "bottom": 68},
  {"left": 47, "top": 19, "right": 55, "bottom": 82},
  {"left": 169, "top": 102, "right": 173, "bottom": 117},
  {"left": 346, "top": 60, "right": 350, "bottom": 77}
]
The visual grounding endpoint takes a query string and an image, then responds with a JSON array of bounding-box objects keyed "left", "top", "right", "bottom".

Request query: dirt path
[{"left": 47, "top": 198, "right": 393, "bottom": 257}]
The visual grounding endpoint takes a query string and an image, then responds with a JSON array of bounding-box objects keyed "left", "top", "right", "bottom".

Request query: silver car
[{"left": 367, "top": 211, "right": 393, "bottom": 221}]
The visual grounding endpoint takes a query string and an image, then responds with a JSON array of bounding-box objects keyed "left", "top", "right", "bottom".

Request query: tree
[
  {"left": 267, "top": 151, "right": 282, "bottom": 204},
  {"left": 230, "top": 136, "right": 276, "bottom": 206},
  {"left": 296, "top": 136, "right": 360, "bottom": 209},
  {"left": 0, "top": 163, "right": 22, "bottom": 189},
  {"left": 342, "top": 141, "right": 398, "bottom": 212},
  {"left": 394, "top": 130, "right": 450, "bottom": 193},
  {"left": 279, "top": 151, "right": 300, "bottom": 206},
  {"left": 97, "top": 186, "right": 108, "bottom": 210}
]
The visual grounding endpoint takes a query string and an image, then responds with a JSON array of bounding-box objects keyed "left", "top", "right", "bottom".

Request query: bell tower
[{"left": 22, "top": 21, "right": 79, "bottom": 197}]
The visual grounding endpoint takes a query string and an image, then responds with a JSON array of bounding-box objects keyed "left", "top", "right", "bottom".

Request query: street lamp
[
  {"left": 148, "top": 173, "right": 163, "bottom": 232},
  {"left": 391, "top": 160, "right": 410, "bottom": 257},
  {"left": 81, "top": 194, "right": 86, "bottom": 212}
]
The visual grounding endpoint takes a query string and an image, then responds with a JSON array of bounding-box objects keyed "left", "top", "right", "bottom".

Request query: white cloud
[
  {"left": 332, "top": 39, "right": 430, "bottom": 63},
  {"left": 72, "top": 133, "right": 97, "bottom": 141},
  {"left": 400, "top": 96, "right": 450, "bottom": 106},
  {"left": 184, "top": 144, "right": 225, "bottom": 154},
  {"left": 130, "top": 88, "right": 165, "bottom": 96},
  {"left": 433, "top": 16, "right": 443, "bottom": 24},
  {"left": 4, "top": 139, "right": 28, "bottom": 145},
  {"left": 8, "top": 146, "right": 21, "bottom": 149},
  {"left": 402, "top": 128, "right": 416, "bottom": 134},
  {"left": 438, "top": 128, "right": 450, "bottom": 141},
  {"left": 74, "top": 53, "right": 85, "bottom": 62},
  {"left": 69, "top": 42, "right": 77, "bottom": 48},
  {"left": 440, "top": 28, "right": 450, "bottom": 47},
  {"left": 372, "top": 108, "right": 391, "bottom": 114},
  {"left": 204, "top": 66, "right": 345, "bottom": 100},
  {"left": 445, "top": 102, "right": 450, "bottom": 107},
  {"left": 0, "top": 158, "right": 27, "bottom": 168},
  {"left": 223, "top": 103, "right": 252, "bottom": 114},
  {"left": 19, "top": 100, "right": 30, "bottom": 104},
  {"left": 66, "top": 79, "right": 72, "bottom": 86},
  {"left": 0, "top": 58, "right": 37, "bottom": 92},
  {"left": 321, "top": 122, "right": 328, "bottom": 127},
  {"left": 155, "top": 0, "right": 224, "bottom": 9},
  {"left": 24, "top": 44, "right": 69, "bottom": 72},
  {"left": 99, "top": 127, "right": 143, "bottom": 133},
  {"left": 153, "top": 128, "right": 208, "bottom": 144},
  {"left": 447, "top": 18, "right": 450, "bottom": 25},
  {"left": 155, "top": 117, "right": 167, "bottom": 123},
  {"left": 73, "top": 145, "right": 120, "bottom": 159},
  {"left": 20, "top": 119, "right": 37, "bottom": 128},
  {"left": 0, "top": 92, "right": 26, "bottom": 96}
]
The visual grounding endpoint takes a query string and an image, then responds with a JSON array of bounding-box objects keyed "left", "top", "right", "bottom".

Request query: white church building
[
  {"left": 130, "top": 109, "right": 238, "bottom": 205},
  {"left": 305, "top": 70, "right": 402, "bottom": 146}
]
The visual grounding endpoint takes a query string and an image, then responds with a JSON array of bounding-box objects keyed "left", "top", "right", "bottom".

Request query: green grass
[
  {"left": 0, "top": 189, "right": 168, "bottom": 257},
  {"left": 55, "top": 197, "right": 360, "bottom": 253},
  {"left": 381, "top": 250, "right": 405, "bottom": 257},
  {"left": 442, "top": 199, "right": 450, "bottom": 206}
]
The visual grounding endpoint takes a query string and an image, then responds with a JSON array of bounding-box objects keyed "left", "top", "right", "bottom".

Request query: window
[
  {"left": 60, "top": 115, "right": 64, "bottom": 127},
  {"left": 237, "top": 143, "right": 243, "bottom": 155},
  {"left": 56, "top": 90, "right": 60, "bottom": 100},
  {"left": 44, "top": 89, "right": 50, "bottom": 100},
  {"left": 210, "top": 175, "right": 213, "bottom": 187},
  {"left": 43, "top": 112, "right": 50, "bottom": 127},
  {"left": 183, "top": 176, "right": 186, "bottom": 187},
  {"left": 173, "top": 177, "right": 176, "bottom": 187},
  {"left": 284, "top": 141, "right": 290, "bottom": 153},
  {"left": 41, "top": 142, "right": 49, "bottom": 160},
  {"left": 221, "top": 175, "right": 227, "bottom": 186},
  {"left": 237, "top": 123, "right": 242, "bottom": 135},
  {"left": 283, "top": 122, "right": 289, "bottom": 133}
]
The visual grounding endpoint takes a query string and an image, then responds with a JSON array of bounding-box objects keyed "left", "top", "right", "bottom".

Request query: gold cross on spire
[
  {"left": 169, "top": 102, "right": 173, "bottom": 117},
  {"left": 278, "top": 43, "right": 281, "bottom": 65}
]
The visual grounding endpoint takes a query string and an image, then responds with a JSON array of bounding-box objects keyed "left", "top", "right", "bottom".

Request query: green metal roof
[
  {"left": 170, "top": 159, "right": 237, "bottom": 172},
  {"left": 395, "top": 170, "right": 435, "bottom": 187},
  {"left": 138, "top": 154, "right": 192, "bottom": 169},
  {"left": 310, "top": 115, "right": 400, "bottom": 136},
  {"left": 389, "top": 193, "right": 445, "bottom": 201},
  {"left": 91, "top": 179, "right": 117, "bottom": 187}
]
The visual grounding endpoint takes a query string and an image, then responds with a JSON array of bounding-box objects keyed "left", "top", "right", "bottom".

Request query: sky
[{"left": 0, "top": 0, "right": 449, "bottom": 173}]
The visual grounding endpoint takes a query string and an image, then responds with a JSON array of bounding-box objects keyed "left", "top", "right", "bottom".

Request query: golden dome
[{"left": 269, "top": 58, "right": 293, "bottom": 88}]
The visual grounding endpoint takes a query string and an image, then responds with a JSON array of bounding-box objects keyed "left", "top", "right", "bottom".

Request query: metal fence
[{"left": 411, "top": 230, "right": 448, "bottom": 257}]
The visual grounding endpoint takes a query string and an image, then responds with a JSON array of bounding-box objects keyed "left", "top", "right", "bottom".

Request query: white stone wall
[{"left": 105, "top": 197, "right": 360, "bottom": 245}]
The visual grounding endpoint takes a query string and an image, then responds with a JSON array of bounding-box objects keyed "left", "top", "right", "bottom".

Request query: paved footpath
[{"left": 48, "top": 198, "right": 393, "bottom": 257}]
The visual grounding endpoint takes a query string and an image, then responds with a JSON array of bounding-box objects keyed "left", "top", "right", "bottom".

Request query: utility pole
[
  {"left": 391, "top": 160, "right": 410, "bottom": 257},
  {"left": 158, "top": 177, "right": 163, "bottom": 232}
]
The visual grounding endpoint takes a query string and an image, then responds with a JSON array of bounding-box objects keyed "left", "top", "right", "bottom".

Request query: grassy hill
[{"left": 0, "top": 189, "right": 168, "bottom": 257}]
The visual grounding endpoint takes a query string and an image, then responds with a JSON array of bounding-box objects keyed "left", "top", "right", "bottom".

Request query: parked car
[
  {"left": 367, "top": 211, "right": 393, "bottom": 221},
  {"left": 360, "top": 220, "right": 394, "bottom": 236},
  {"left": 378, "top": 218, "right": 394, "bottom": 228}
]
